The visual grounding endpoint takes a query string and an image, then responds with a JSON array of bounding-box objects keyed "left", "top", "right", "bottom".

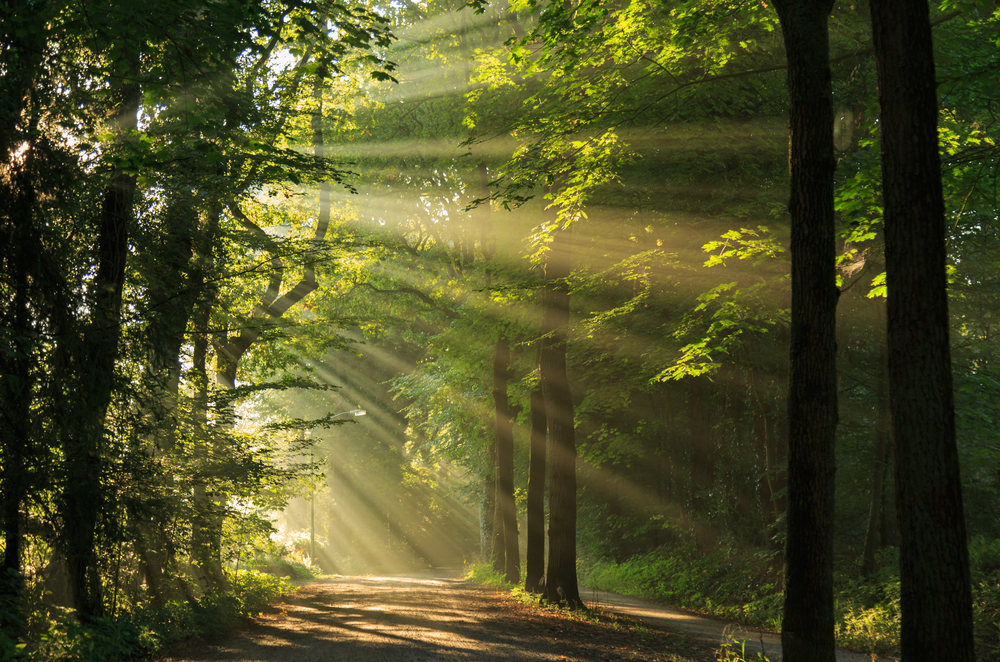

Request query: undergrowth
[
  {"left": 466, "top": 564, "right": 650, "bottom": 633},
  {"left": 578, "top": 537, "right": 1000, "bottom": 661},
  {"left": 468, "top": 563, "right": 764, "bottom": 661},
  {"left": 1, "top": 570, "right": 294, "bottom": 661}
]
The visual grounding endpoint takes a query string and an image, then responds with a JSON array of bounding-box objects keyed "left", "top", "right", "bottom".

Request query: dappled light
[{"left": 2, "top": 0, "right": 997, "bottom": 660}]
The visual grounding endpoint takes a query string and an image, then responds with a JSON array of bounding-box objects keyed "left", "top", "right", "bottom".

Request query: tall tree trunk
[
  {"left": 482, "top": 473, "right": 498, "bottom": 567},
  {"left": 0, "top": 4, "right": 46, "bottom": 608},
  {"left": 0, "top": 141, "right": 39, "bottom": 639},
  {"left": 770, "top": 1, "right": 839, "bottom": 660},
  {"left": 541, "top": 225, "right": 581, "bottom": 607},
  {"left": 492, "top": 336, "right": 520, "bottom": 584},
  {"left": 491, "top": 474, "right": 505, "bottom": 574},
  {"left": 869, "top": 1, "right": 975, "bottom": 658},
  {"left": 137, "top": 190, "right": 198, "bottom": 602},
  {"left": 61, "top": 51, "right": 142, "bottom": 620},
  {"left": 189, "top": 198, "right": 226, "bottom": 591},
  {"left": 524, "top": 382, "right": 546, "bottom": 593},
  {"left": 190, "top": 266, "right": 225, "bottom": 590}
]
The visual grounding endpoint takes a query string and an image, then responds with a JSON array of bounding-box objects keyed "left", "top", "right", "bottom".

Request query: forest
[{"left": 1, "top": 0, "right": 999, "bottom": 660}]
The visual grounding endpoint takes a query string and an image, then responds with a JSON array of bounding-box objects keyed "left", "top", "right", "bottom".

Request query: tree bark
[
  {"left": 492, "top": 336, "right": 520, "bottom": 584},
  {"left": 483, "top": 473, "right": 499, "bottom": 569},
  {"left": 203, "top": 65, "right": 332, "bottom": 585},
  {"left": 770, "top": 1, "right": 839, "bottom": 659},
  {"left": 490, "top": 478, "right": 507, "bottom": 575},
  {"left": 60, "top": 49, "right": 141, "bottom": 620},
  {"left": 540, "top": 225, "right": 581, "bottom": 607},
  {"left": 189, "top": 198, "right": 227, "bottom": 592},
  {"left": 135, "top": 190, "right": 198, "bottom": 604},
  {"left": 0, "top": 129, "right": 40, "bottom": 639},
  {"left": 869, "top": 1, "right": 975, "bottom": 658},
  {"left": 524, "top": 382, "right": 546, "bottom": 593}
]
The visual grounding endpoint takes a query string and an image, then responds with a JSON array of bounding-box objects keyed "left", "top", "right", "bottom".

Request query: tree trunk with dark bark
[
  {"left": 60, "top": 51, "right": 141, "bottom": 619},
  {"left": 490, "top": 478, "right": 507, "bottom": 575},
  {"left": 869, "top": 1, "right": 975, "bottom": 657},
  {"left": 492, "top": 336, "right": 520, "bottom": 584},
  {"left": 771, "top": 1, "right": 839, "bottom": 659},
  {"left": 0, "top": 131, "right": 41, "bottom": 639},
  {"left": 188, "top": 199, "right": 227, "bottom": 592},
  {"left": 204, "top": 66, "right": 332, "bottom": 585},
  {"left": 0, "top": 10, "right": 48, "bottom": 626},
  {"left": 524, "top": 383, "right": 546, "bottom": 593},
  {"left": 540, "top": 225, "right": 581, "bottom": 607}
]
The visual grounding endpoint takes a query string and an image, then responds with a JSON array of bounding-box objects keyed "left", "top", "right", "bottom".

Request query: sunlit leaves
[{"left": 702, "top": 225, "right": 784, "bottom": 268}]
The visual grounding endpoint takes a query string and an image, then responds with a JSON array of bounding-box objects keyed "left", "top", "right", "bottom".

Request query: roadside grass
[{"left": 576, "top": 537, "right": 1000, "bottom": 661}]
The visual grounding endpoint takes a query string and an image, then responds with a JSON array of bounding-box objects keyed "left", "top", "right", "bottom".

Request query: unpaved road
[
  {"left": 585, "top": 586, "right": 894, "bottom": 662},
  {"left": 160, "top": 570, "right": 891, "bottom": 662},
  {"left": 159, "top": 569, "right": 712, "bottom": 662}
]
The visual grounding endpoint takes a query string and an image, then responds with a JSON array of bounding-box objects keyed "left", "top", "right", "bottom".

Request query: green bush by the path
[
  {"left": 579, "top": 537, "right": 1000, "bottom": 660},
  {"left": 2, "top": 570, "right": 295, "bottom": 661},
  {"left": 579, "top": 543, "right": 784, "bottom": 633}
]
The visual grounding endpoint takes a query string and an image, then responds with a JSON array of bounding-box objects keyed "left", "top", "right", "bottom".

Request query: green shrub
[
  {"left": 11, "top": 569, "right": 292, "bottom": 661},
  {"left": 580, "top": 543, "right": 783, "bottom": 631},
  {"left": 465, "top": 564, "right": 513, "bottom": 589}
]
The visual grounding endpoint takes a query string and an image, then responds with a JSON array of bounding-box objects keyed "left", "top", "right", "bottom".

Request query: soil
[{"left": 157, "top": 569, "right": 721, "bottom": 662}]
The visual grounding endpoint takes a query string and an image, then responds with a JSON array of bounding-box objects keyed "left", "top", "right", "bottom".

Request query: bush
[
  {"left": 12, "top": 569, "right": 292, "bottom": 661},
  {"left": 579, "top": 543, "right": 783, "bottom": 631}
]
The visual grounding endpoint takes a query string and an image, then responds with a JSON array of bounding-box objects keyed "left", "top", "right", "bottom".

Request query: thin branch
[{"left": 350, "top": 281, "right": 461, "bottom": 319}]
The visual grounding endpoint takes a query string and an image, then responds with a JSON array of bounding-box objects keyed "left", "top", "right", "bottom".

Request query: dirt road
[
  {"left": 585, "top": 586, "right": 894, "bottom": 662},
  {"left": 159, "top": 570, "right": 892, "bottom": 662},
  {"left": 159, "top": 569, "right": 713, "bottom": 662}
]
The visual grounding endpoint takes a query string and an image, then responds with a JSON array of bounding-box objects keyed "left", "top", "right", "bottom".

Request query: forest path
[
  {"left": 582, "top": 584, "right": 895, "bottom": 662},
  {"left": 158, "top": 569, "right": 892, "bottom": 662}
]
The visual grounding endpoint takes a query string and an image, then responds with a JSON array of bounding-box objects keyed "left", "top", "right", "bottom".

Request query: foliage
[
  {"left": 580, "top": 541, "right": 1000, "bottom": 659},
  {"left": 716, "top": 629, "right": 772, "bottom": 662},
  {"left": 3, "top": 0, "right": 1000, "bottom": 656},
  {"left": 465, "top": 563, "right": 515, "bottom": 590},
  {"left": 9, "top": 571, "right": 290, "bottom": 662},
  {"left": 579, "top": 543, "right": 784, "bottom": 631}
]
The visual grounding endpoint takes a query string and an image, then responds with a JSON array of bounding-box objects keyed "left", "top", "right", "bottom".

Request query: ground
[{"left": 157, "top": 570, "right": 722, "bottom": 662}]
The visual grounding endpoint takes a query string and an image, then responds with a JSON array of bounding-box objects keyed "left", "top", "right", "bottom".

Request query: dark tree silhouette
[
  {"left": 870, "top": 0, "right": 975, "bottom": 658},
  {"left": 770, "top": 0, "right": 839, "bottom": 659}
]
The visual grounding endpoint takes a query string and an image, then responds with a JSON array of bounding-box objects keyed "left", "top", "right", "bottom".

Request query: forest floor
[{"left": 156, "top": 569, "right": 891, "bottom": 662}]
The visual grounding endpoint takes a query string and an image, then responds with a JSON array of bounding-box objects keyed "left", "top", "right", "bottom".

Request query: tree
[
  {"left": 540, "top": 214, "right": 581, "bottom": 606},
  {"left": 769, "top": 0, "right": 839, "bottom": 660},
  {"left": 869, "top": 0, "right": 975, "bottom": 658},
  {"left": 492, "top": 335, "right": 520, "bottom": 584},
  {"left": 524, "top": 378, "right": 546, "bottom": 593}
]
